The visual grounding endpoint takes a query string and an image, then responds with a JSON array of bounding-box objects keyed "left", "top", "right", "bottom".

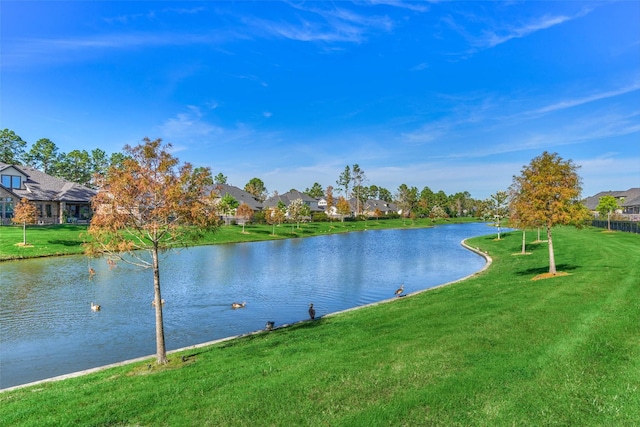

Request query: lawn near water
[
  {"left": 0, "top": 217, "right": 470, "bottom": 261},
  {"left": 1, "top": 226, "right": 639, "bottom": 426}
]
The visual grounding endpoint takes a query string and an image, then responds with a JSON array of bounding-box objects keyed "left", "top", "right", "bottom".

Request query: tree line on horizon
[{"left": 1, "top": 128, "right": 501, "bottom": 219}]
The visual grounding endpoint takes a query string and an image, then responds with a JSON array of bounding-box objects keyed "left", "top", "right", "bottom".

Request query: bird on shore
[
  {"left": 395, "top": 284, "right": 404, "bottom": 297},
  {"left": 232, "top": 302, "right": 246, "bottom": 309},
  {"left": 265, "top": 321, "right": 275, "bottom": 331},
  {"left": 308, "top": 303, "right": 316, "bottom": 320},
  {"left": 90, "top": 302, "right": 101, "bottom": 312},
  {"left": 151, "top": 299, "right": 165, "bottom": 307}
]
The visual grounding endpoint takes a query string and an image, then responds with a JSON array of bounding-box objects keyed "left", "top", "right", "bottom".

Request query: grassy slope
[
  {"left": 0, "top": 218, "right": 470, "bottom": 261},
  {"left": 1, "top": 227, "right": 639, "bottom": 426}
]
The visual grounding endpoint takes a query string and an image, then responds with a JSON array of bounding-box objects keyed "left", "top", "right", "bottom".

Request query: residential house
[
  {"left": 320, "top": 197, "right": 399, "bottom": 219},
  {"left": 583, "top": 188, "right": 640, "bottom": 221},
  {"left": 206, "top": 183, "right": 263, "bottom": 224},
  {"left": 362, "top": 199, "right": 398, "bottom": 217},
  {"left": 0, "top": 162, "right": 96, "bottom": 225},
  {"left": 263, "top": 190, "right": 323, "bottom": 214}
]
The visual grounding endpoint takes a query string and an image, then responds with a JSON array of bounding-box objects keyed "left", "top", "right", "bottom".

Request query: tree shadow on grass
[
  {"left": 48, "top": 239, "right": 83, "bottom": 247},
  {"left": 515, "top": 263, "right": 579, "bottom": 277},
  {"left": 242, "top": 228, "right": 278, "bottom": 237},
  {"left": 219, "top": 317, "right": 327, "bottom": 346}
]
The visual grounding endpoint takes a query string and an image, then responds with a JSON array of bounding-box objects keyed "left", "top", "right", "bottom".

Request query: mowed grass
[
  {"left": 1, "top": 226, "right": 639, "bottom": 426},
  {"left": 0, "top": 217, "right": 471, "bottom": 261}
]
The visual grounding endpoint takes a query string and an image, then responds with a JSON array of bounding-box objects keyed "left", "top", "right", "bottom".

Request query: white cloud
[
  {"left": 247, "top": 2, "right": 394, "bottom": 44},
  {"left": 529, "top": 81, "right": 640, "bottom": 116},
  {"left": 158, "top": 107, "right": 222, "bottom": 140},
  {"left": 478, "top": 14, "right": 573, "bottom": 48}
]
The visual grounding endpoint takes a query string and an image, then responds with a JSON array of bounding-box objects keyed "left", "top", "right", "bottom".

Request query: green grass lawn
[
  {"left": 1, "top": 226, "right": 638, "bottom": 426},
  {"left": 0, "top": 217, "right": 472, "bottom": 261}
]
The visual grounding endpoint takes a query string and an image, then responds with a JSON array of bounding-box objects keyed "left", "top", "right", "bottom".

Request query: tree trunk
[
  {"left": 23, "top": 222, "right": 27, "bottom": 245},
  {"left": 152, "top": 246, "right": 168, "bottom": 364},
  {"left": 521, "top": 229, "right": 526, "bottom": 254},
  {"left": 547, "top": 225, "right": 556, "bottom": 275}
]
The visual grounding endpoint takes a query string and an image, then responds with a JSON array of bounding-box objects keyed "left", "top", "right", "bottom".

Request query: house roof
[
  {"left": 583, "top": 188, "right": 640, "bottom": 210},
  {"left": 263, "top": 190, "right": 323, "bottom": 212},
  {"left": 205, "top": 183, "right": 263, "bottom": 210},
  {"left": 363, "top": 199, "right": 398, "bottom": 212},
  {"left": 0, "top": 162, "right": 96, "bottom": 203}
]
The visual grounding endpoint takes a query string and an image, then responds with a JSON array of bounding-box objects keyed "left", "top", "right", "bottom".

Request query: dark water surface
[{"left": 0, "top": 223, "right": 496, "bottom": 389}]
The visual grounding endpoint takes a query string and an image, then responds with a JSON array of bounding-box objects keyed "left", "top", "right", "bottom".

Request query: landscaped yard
[{"left": 1, "top": 226, "right": 638, "bottom": 426}]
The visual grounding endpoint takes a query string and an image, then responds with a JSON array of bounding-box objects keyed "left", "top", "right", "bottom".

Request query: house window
[
  {"left": 46, "top": 204, "right": 52, "bottom": 218},
  {"left": 1, "top": 198, "right": 14, "bottom": 220},
  {"left": 1, "top": 175, "right": 22, "bottom": 189}
]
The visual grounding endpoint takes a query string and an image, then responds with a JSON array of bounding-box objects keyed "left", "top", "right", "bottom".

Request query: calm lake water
[{"left": 0, "top": 223, "right": 496, "bottom": 389}]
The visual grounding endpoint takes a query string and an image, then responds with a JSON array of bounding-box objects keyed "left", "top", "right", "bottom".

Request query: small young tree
[
  {"left": 373, "top": 207, "right": 383, "bottom": 223},
  {"left": 12, "top": 198, "right": 38, "bottom": 245},
  {"left": 218, "top": 193, "right": 239, "bottom": 224},
  {"left": 488, "top": 190, "right": 509, "bottom": 239},
  {"left": 336, "top": 196, "right": 351, "bottom": 222},
  {"left": 325, "top": 186, "right": 335, "bottom": 222},
  {"left": 288, "top": 198, "right": 305, "bottom": 229},
  {"left": 236, "top": 203, "right": 254, "bottom": 233},
  {"left": 509, "top": 151, "right": 588, "bottom": 275},
  {"left": 85, "top": 138, "right": 219, "bottom": 364},
  {"left": 301, "top": 203, "right": 311, "bottom": 222},
  {"left": 595, "top": 195, "right": 620, "bottom": 231},
  {"left": 265, "top": 206, "right": 286, "bottom": 236}
]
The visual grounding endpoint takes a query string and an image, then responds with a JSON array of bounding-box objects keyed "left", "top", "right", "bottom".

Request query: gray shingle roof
[
  {"left": 206, "top": 183, "right": 263, "bottom": 211},
  {"left": 263, "top": 190, "right": 322, "bottom": 212},
  {"left": 583, "top": 188, "right": 640, "bottom": 210},
  {"left": 0, "top": 162, "right": 96, "bottom": 202}
]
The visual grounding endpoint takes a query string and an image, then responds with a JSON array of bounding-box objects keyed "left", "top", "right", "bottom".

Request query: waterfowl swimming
[
  {"left": 151, "top": 299, "right": 165, "bottom": 307},
  {"left": 231, "top": 302, "right": 246, "bottom": 309},
  {"left": 308, "top": 303, "right": 316, "bottom": 320},
  {"left": 90, "top": 302, "right": 101, "bottom": 312},
  {"left": 265, "top": 321, "right": 275, "bottom": 331},
  {"left": 88, "top": 267, "right": 96, "bottom": 277},
  {"left": 395, "top": 284, "right": 404, "bottom": 297}
]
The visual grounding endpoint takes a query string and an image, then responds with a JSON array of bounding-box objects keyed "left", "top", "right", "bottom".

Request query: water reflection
[{"left": 0, "top": 223, "right": 496, "bottom": 389}]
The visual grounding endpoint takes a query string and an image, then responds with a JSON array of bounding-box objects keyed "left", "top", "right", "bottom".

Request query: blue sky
[{"left": 1, "top": 1, "right": 639, "bottom": 199}]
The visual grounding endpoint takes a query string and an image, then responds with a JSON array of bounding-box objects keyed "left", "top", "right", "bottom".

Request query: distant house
[
  {"left": 362, "top": 199, "right": 398, "bottom": 217},
  {"left": 263, "top": 190, "right": 323, "bottom": 214},
  {"left": 583, "top": 188, "right": 640, "bottom": 221},
  {"left": 205, "top": 183, "right": 263, "bottom": 224},
  {"left": 319, "top": 197, "right": 399, "bottom": 219},
  {"left": 206, "top": 183, "right": 263, "bottom": 211},
  {"left": 0, "top": 162, "right": 96, "bottom": 225}
]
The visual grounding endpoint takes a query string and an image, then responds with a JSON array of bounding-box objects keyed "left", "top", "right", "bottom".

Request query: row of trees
[
  {"left": 1, "top": 129, "right": 130, "bottom": 188},
  {"left": 4, "top": 129, "right": 496, "bottom": 218}
]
